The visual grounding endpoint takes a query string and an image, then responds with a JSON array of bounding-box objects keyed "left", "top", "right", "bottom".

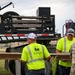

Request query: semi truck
[{"left": 0, "top": 7, "right": 61, "bottom": 75}]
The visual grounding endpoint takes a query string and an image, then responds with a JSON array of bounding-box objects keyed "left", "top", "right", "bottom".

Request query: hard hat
[
  {"left": 67, "top": 28, "right": 74, "bottom": 35},
  {"left": 28, "top": 33, "right": 37, "bottom": 39}
]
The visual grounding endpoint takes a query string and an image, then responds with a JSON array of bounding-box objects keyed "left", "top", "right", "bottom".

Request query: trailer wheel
[
  {"left": 6, "top": 47, "right": 11, "bottom": 52},
  {"left": 9, "top": 60, "right": 26, "bottom": 75}
]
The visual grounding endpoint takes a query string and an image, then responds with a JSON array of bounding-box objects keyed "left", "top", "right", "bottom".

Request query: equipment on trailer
[{"left": 62, "top": 19, "right": 75, "bottom": 36}]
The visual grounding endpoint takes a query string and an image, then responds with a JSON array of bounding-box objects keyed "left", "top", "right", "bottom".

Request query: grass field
[
  {"left": 0, "top": 47, "right": 13, "bottom": 75},
  {"left": 0, "top": 60, "right": 13, "bottom": 75}
]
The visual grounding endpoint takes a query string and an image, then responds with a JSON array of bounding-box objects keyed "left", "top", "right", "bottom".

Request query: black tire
[
  {"left": 9, "top": 60, "right": 26, "bottom": 75},
  {"left": 6, "top": 47, "right": 11, "bottom": 52},
  {"left": 3, "top": 11, "right": 21, "bottom": 21},
  {"left": 9, "top": 60, "right": 15, "bottom": 75},
  {"left": 3, "top": 11, "right": 20, "bottom": 16},
  {"left": 2, "top": 11, "right": 21, "bottom": 34}
]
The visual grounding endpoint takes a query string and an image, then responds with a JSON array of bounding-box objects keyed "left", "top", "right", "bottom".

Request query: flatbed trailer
[{"left": 0, "top": 7, "right": 61, "bottom": 75}]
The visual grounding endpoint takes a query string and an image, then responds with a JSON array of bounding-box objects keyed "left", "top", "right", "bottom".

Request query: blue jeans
[
  {"left": 26, "top": 69, "right": 45, "bottom": 75},
  {"left": 58, "top": 65, "right": 71, "bottom": 75}
]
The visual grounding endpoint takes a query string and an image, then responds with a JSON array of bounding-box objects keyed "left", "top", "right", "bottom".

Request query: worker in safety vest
[
  {"left": 56, "top": 28, "right": 75, "bottom": 75},
  {"left": 69, "top": 42, "right": 75, "bottom": 75},
  {"left": 18, "top": 33, "right": 51, "bottom": 75}
]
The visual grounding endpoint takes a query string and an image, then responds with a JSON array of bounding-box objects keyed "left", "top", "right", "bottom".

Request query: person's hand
[
  {"left": 62, "top": 59, "right": 71, "bottom": 62},
  {"left": 17, "top": 58, "right": 21, "bottom": 61},
  {"left": 17, "top": 58, "right": 26, "bottom": 63}
]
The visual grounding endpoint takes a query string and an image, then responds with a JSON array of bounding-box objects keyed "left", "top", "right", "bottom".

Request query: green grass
[
  {"left": 0, "top": 47, "right": 13, "bottom": 75},
  {"left": 50, "top": 56, "right": 57, "bottom": 75},
  {"left": 0, "top": 60, "right": 13, "bottom": 75}
]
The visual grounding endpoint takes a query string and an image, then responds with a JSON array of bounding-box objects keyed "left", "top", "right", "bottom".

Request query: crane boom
[{"left": 0, "top": 2, "right": 14, "bottom": 11}]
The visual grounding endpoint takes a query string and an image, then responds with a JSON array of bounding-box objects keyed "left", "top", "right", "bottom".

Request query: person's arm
[
  {"left": 56, "top": 38, "right": 63, "bottom": 53},
  {"left": 46, "top": 55, "right": 52, "bottom": 61},
  {"left": 43, "top": 45, "right": 51, "bottom": 61},
  {"left": 18, "top": 46, "right": 27, "bottom": 63},
  {"left": 17, "top": 58, "right": 26, "bottom": 63},
  {"left": 56, "top": 49, "right": 61, "bottom": 53}
]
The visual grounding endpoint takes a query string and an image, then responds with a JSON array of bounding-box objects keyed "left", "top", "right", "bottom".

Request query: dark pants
[
  {"left": 58, "top": 65, "right": 71, "bottom": 75},
  {"left": 26, "top": 69, "right": 45, "bottom": 75}
]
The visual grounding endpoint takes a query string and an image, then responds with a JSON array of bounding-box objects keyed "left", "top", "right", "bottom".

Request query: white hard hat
[{"left": 28, "top": 33, "right": 37, "bottom": 39}]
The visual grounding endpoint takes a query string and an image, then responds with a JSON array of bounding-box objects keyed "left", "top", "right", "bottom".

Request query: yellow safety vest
[
  {"left": 56, "top": 37, "right": 75, "bottom": 67},
  {"left": 21, "top": 43, "right": 50, "bottom": 70}
]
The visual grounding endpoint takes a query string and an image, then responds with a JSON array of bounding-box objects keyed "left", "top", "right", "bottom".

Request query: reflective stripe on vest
[{"left": 26, "top": 45, "right": 44, "bottom": 64}]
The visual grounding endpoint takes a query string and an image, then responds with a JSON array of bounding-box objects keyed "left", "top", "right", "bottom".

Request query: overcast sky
[{"left": 0, "top": 0, "right": 75, "bottom": 36}]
